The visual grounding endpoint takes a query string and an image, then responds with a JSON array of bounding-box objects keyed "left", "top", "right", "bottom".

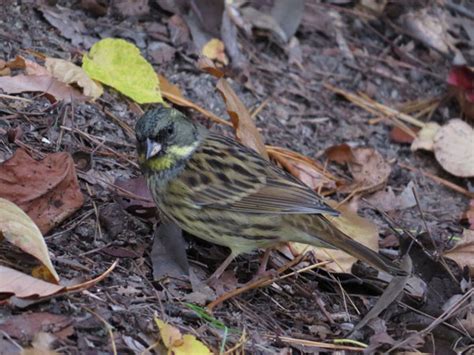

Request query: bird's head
[{"left": 135, "top": 107, "right": 203, "bottom": 172}]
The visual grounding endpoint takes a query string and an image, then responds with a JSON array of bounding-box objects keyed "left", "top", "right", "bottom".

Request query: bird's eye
[{"left": 167, "top": 125, "right": 174, "bottom": 135}]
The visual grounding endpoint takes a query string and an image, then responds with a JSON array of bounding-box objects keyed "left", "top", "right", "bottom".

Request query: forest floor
[{"left": 0, "top": 1, "right": 473, "bottom": 354}]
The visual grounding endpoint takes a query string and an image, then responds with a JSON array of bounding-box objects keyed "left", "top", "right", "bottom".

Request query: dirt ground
[{"left": 0, "top": 1, "right": 473, "bottom": 354}]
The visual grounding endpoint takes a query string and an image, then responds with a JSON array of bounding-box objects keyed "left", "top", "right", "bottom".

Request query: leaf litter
[{"left": 0, "top": 1, "right": 472, "bottom": 353}]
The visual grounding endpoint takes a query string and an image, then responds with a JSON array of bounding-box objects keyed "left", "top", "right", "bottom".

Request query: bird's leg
[
  {"left": 207, "top": 251, "right": 237, "bottom": 285},
  {"left": 256, "top": 248, "right": 272, "bottom": 276},
  {"left": 248, "top": 247, "right": 280, "bottom": 283}
]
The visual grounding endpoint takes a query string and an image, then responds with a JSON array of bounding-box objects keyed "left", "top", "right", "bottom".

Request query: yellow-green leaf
[
  {"left": 155, "top": 317, "right": 211, "bottom": 355},
  {"left": 0, "top": 198, "right": 59, "bottom": 283},
  {"left": 82, "top": 38, "right": 163, "bottom": 104}
]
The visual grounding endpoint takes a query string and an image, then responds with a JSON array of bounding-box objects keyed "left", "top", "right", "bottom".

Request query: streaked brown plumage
[{"left": 136, "top": 107, "right": 405, "bottom": 280}]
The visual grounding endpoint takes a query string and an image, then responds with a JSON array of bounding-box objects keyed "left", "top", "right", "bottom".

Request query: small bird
[{"left": 136, "top": 107, "right": 405, "bottom": 281}]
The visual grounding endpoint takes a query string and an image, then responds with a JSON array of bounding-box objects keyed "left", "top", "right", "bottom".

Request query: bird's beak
[{"left": 146, "top": 138, "right": 162, "bottom": 159}]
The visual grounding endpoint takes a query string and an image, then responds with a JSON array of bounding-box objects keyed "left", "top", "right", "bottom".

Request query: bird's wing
[{"left": 180, "top": 134, "right": 338, "bottom": 215}]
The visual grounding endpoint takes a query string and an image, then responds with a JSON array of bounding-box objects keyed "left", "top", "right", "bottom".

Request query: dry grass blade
[
  {"left": 323, "top": 83, "right": 424, "bottom": 137},
  {"left": 399, "top": 162, "right": 473, "bottom": 198}
]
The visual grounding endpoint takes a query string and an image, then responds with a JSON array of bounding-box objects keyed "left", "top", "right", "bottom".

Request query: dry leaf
[
  {"left": 443, "top": 229, "right": 474, "bottom": 276},
  {"left": 158, "top": 73, "right": 230, "bottom": 126},
  {"left": 0, "top": 198, "right": 59, "bottom": 283},
  {"left": 433, "top": 119, "right": 474, "bottom": 177},
  {"left": 400, "top": 7, "right": 454, "bottom": 54},
  {"left": 325, "top": 143, "right": 355, "bottom": 164},
  {"left": 216, "top": 78, "right": 268, "bottom": 158},
  {"left": 390, "top": 126, "right": 417, "bottom": 144},
  {"left": 348, "top": 147, "right": 391, "bottom": 193},
  {"left": 411, "top": 122, "right": 441, "bottom": 151},
  {"left": 0, "top": 265, "right": 64, "bottom": 298},
  {"left": 45, "top": 57, "right": 103, "bottom": 99},
  {"left": 155, "top": 317, "right": 211, "bottom": 355},
  {"left": 0, "top": 149, "right": 84, "bottom": 235},
  {"left": 267, "top": 145, "right": 339, "bottom": 191},
  {"left": 0, "top": 261, "right": 117, "bottom": 301},
  {"left": 0, "top": 74, "right": 87, "bottom": 103},
  {"left": 289, "top": 200, "right": 379, "bottom": 273},
  {"left": 202, "top": 38, "right": 228, "bottom": 65}
]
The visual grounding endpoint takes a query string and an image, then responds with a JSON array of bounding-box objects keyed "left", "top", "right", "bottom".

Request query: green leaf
[{"left": 82, "top": 38, "right": 163, "bottom": 104}]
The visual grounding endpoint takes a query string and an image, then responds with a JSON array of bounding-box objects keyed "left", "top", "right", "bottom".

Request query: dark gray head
[{"left": 135, "top": 107, "right": 205, "bottom": 171}]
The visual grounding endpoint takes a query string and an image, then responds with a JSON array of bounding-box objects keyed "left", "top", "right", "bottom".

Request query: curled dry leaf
[
  {"left": 267, "top": 145, "right": 339, "bottom": 191},
  {"left": 0, "top": 149, "right": 84, "bottom": 235},
  {"left": 289, "top": 200, "right": 379, "bottom": 273},
  {"left": 433, "top": 119, "right": 474, "bottom": 177},
  {"left": 390, "top": 126, "right": 417, "bottom": 144},
  {"left": 0, "top": 260, "right": 117, "bottom": 300},
  {"left": 0, "top": 74, "right": 87, "bottom": 103},
  {"left": 114, "top": 175, "right": 156, "bottom": 217},
  {"left": 443, "top": 229, "right": 474, "bottom": 276},
  {"left": 201, "top": 38, "right": 228, "bottom": 65},
  {"left": 348, "top": 147, "right": 391, "bottom": 194},
  {"left": 0, "top": 265, "right": 63, "bottom": 298},
  {"left": 216, "top": 78, "right": 268, "bottom": 158},
  {"left": 0, "top": 198, "right": 59, "bottom": 283},
  {"left": 45, "top": 57, "right": 103, "bottom": 99},
  {"left": 411, "top": 122, "right": 440, "bottom": 152},
  {"left": 325, "top": 143, "right": 355, "bottom": 164},
  {"left": 155, "top": 318, "right": 212, "bottom": 355},
  {"left": 400, "top": 7, "right": 454, "bottom": 55}
]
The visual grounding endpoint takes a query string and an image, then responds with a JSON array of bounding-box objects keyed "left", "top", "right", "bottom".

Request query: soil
[{"left": 0, "top": 1, "right": 472, "bottom": 354}]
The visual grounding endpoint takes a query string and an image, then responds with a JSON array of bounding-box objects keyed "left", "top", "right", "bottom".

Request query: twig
[
  {"left": 324, "top": 83, "right": 425, "bottom": 130},
  {"left": 84, "top": 307, "right": 118, "bottom": 355},
  {"left": 388, "top": 288, "right": 474, "bottom": 352},
  {"left": 399, "top": 162, "right": 473, "bottom": 198},
  {"left": 446, "top": 1, "right": 474, "bottom": 20},
  {"left": 272, "top": 335, "right": 366, "bottom": 351}
]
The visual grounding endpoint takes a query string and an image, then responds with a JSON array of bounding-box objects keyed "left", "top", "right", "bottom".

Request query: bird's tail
[{"left": 296, "top": 215, "right": 407, "bottom": 276}]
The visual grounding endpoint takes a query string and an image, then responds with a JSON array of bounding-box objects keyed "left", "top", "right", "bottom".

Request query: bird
[{"left": 135, "top": 107, "right": 406, "bottom": 282}]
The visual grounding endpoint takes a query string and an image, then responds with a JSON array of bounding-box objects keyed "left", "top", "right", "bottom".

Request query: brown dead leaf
[
  {"left": 433, "top": 119, "right": 474, "bottom": 178},
  {"left": 197, "top": 56, "right": 225, "bottom": 78},
  {"left": 0, "top": 149, "right": 84, "bottom": 235},
  {"left": 158, "top": 73, "right": 230, "bottom": 127},
  {"left": 348, "top": 147, "right": 391, "bottom": 194},
  {"left": 443, "top": 229, "right": 474, "bottom": 276},
  {"left": 0, "top": 74, "right": 87, "bottom": 103},
  {"left": 216, "top": 78, "right": 268, "bottom": 158},
  {"left": 267, "top": 145, "right": 339, "bottom": 191},
  {"left": 45, "top": 57, "right": 103, "bottom": 99},
  {"left": 390, "top": 126, "right": 417, "bottom": 144},
  {"left": 324, "top": 143, "right": 355, "bottom": 164},
  {"left": 0, "top": 313, "right": 72, "bottom": 341},
  {"left": 114, "top": 176, "right": 156, "bottom": 218},
  {"left": 0, "top": 261, "right": 117, "bottom": 301},
  {"left": 0, "top": 266, "right": 64, "bottom": 298},
  {"left": 289, "top": 200, "right": 379, "bottom": 273},
  {"left": 0, "top": 198, "right": 59, "bottom": 283}
]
